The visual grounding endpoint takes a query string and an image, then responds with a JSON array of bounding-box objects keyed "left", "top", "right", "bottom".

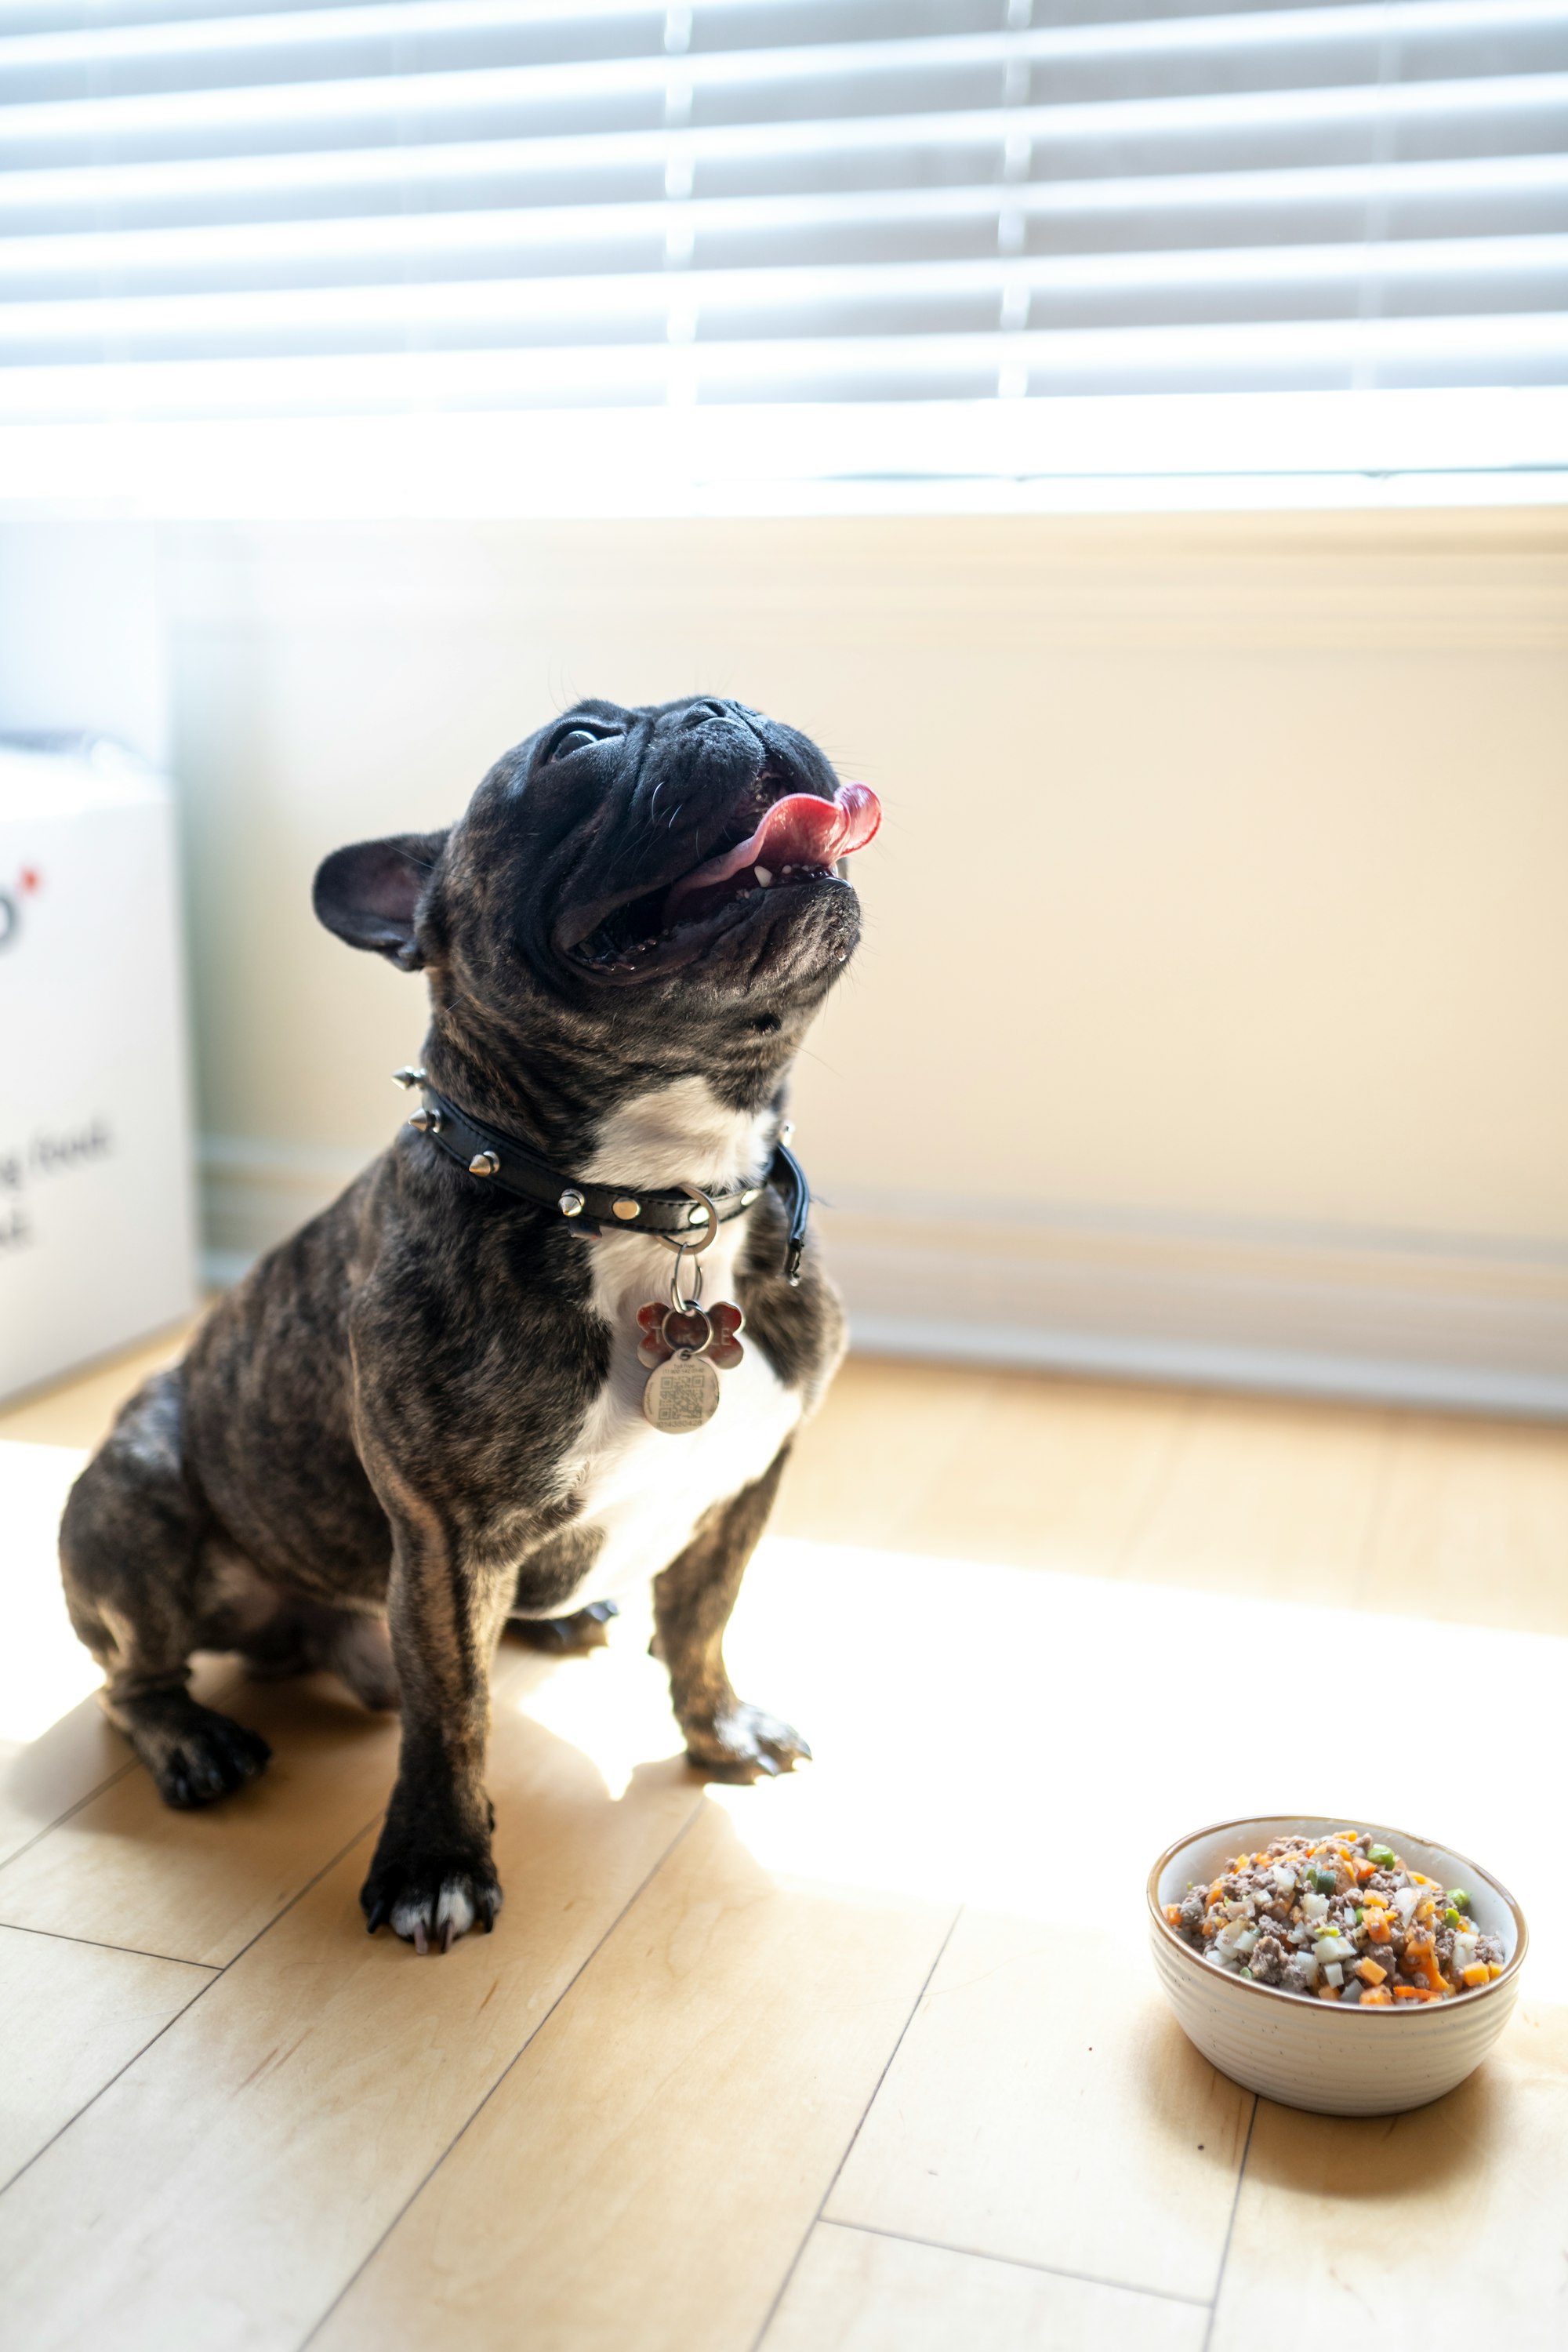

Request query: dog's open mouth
[{"left": 565, "top": 780, "right": 880, "bottom": 978}]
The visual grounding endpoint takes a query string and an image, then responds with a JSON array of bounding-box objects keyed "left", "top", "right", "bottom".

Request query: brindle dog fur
[{"left": 60, "top": 697, "right": 855, "bottom": 1951}]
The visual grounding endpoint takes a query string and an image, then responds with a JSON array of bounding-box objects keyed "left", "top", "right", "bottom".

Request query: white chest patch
[{"left": 553, "top": 1079, "right": 800, "bottom": 1611}]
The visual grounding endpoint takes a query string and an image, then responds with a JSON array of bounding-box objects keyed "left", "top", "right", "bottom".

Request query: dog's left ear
[{"left": 312, "top": 831, "right": 448, "bottom": 970}]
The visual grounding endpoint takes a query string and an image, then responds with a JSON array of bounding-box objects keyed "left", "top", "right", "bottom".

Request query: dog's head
[{"left": 312, "top": 698, "right": 879, "bottom": 1085}]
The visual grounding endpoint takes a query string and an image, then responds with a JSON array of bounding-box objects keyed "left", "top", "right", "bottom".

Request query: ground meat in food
[
  {"left": 1163, "top": 1831, "right": 1511, "bottom": 2007},
  {"left": 1249, "top": 1936, "right": 1287, "bottom": 1986}
]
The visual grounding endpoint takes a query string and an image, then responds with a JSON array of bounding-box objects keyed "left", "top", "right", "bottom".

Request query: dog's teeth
[{"left": 754, "top": 866, "right": 772, "bottom": 887}]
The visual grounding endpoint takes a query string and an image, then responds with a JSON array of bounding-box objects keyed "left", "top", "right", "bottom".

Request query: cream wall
[{"left": 159, "top": 511, "right": 1568, "bottom": 1411}]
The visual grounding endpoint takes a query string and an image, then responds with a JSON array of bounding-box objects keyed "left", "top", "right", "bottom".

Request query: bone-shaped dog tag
[{"left": 642, "top": 1349, "right": 721, "bottom": 1433}]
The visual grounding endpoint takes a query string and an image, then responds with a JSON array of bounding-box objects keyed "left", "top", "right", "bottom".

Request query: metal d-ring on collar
[
  {"left": 394, "top": 1071, "right": 813, "bottom": 1285},
  {"left": 659, "top": 1184, "right": 718, "bottom": 1315}
]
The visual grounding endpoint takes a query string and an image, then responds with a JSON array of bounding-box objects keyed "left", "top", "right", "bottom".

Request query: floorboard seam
[
  {"left": 746, "top": 1900, "right": 964, "bottom": 2352},
  {"left": 1202, "top": 2092, "right": 1258, "bottom": 2351},
  {"left": 0, "top": 1758, "right": 139, "bottom": 1876},
  {"left": 294, "top": 1791, "right": 708, "bottom": 2352},
  {"left": 0, "top": 1916, "right": 220, "bottom": 1971},
  {"left": 0, "top": 1812, "right": 381, "bottom": 2202},
  {"left": 821, "top": 2218, "right": 1214, "bottom": 2310}
]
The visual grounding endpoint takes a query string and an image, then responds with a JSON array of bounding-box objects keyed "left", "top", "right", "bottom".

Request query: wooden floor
[{"left": 2, "top": 1330, "right": 1566, "bottom": 2350}]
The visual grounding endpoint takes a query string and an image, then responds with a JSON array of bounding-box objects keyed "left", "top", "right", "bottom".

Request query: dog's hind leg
[
  {"left": 653, "top": 1446, "right": 810, "bottom": 1782},
  {"left": 59, "top": 1369, "right": 272, "bottom": 1809}
]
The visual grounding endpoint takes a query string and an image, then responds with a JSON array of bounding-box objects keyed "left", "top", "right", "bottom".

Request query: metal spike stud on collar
[{"left": 393, "top": 1072, "right": 811, "bottom": 1284}]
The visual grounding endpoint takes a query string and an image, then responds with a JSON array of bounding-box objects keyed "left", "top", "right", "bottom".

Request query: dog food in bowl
[
  {"left": 1165, "top": 1828, "right": 1508, "bottom": 2005},
  {"left": 1148, "top": 1815, "right": 1528, "bottom": 2114}
]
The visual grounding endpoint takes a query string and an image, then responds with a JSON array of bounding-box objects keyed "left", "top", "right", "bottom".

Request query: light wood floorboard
[
  {"left": 314, "top": 1804, "right": 954, "bottom": 2352},
  {"left": 1361, "top": 1410, "right": 1568, "bottom": 1637},
  {"left": 0, "top": 1675, "right": 704, "bottom": 2352},
  {"left": 2, "top": 1339, "right": 1566, "bottom": 2350},
  {"left": 763, "top": 2223, "right": 1211, "bottom": 2352},
  {"left": 1212, "top": 2000, "right": 1568, "bottom": 2350},
  {"left": 0, "top": 1667, "right": 410, "bottom": 1968},
  {"left": 825, "top": 1907, "right": 1253, "bottom": 2303},
  {"left": 0, "top": 1922, "right": 212, "bottom": 2190},
  {"left": 1118, "top": 1388, "right": 1390, "bottom": 1607}
]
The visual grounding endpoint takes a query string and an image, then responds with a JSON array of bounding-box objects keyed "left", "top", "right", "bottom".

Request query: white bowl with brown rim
[{"left": 1147, "top": 1814, "right": 1527, "bottom": 2117}]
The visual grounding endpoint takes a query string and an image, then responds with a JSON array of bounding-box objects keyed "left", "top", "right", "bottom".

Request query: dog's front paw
[
  {"left": 113, "top": 1694, "right": 272, "bottom": 1810},
  {"left": 361, "top": 1841, "right": 503, "bottom": 1953},
  {"left": 681, "top": 1701, "right": 811, "bottom": 1783}
]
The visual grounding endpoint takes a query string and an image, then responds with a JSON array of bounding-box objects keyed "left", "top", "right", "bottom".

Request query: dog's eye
[{"left": 550, "top": 727, "right": 603, "bottom": 760}]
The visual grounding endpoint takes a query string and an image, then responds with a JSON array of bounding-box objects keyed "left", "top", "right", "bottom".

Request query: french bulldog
[{"left": 59, "top": 696, "right": 879, "bottom": 1951}]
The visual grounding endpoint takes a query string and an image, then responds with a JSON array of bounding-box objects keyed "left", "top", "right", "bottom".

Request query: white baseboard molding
[
  {"left": 199, "top": 1140, "right": 1568, "bottom": 1421},
  {"left": 818, "top": 1196, "right": 1568, "bottom": 1421},
  {"left": 845, "top": 1314, "right": 1568, "bottom": 1420}
]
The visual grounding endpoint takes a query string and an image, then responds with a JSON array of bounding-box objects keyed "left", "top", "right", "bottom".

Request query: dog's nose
[{"left": 682, "top": 699, "right": 733, "bottom": 728}]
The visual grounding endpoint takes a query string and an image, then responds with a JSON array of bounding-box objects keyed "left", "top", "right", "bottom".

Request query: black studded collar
[{"left": 392, "top": 1069, "right": 811, "bottom": 1285}]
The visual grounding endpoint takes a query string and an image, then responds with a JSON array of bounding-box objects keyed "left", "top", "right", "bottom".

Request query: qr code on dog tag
[{"left": 642, "top": 1351, "right": 721, "bottom": 1433}]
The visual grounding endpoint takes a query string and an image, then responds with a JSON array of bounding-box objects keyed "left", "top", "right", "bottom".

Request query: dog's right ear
[{"left": 312, "top": 831, "right": 448, "bottom": 970}]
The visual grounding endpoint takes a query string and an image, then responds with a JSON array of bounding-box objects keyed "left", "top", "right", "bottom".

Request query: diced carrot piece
[
  {"left": 1165, "top": 1904, "right": 1184, "bottom": 1926},
  {"left": 1461, "top": 1963, "right": 1490, "bottom": 1988},
  {"left": 1365, "top": 1916, "right": 1392, "bottom": 1942},
  {"left": 1405, "top": 1936, "right": 1445, "bottom": 1992},
  {"left": 1392, "top": 1986, "right": 1425, "bottom": 2000},
  {"left": 1359, "top": 1988, "right": 1392, "bottom": 2006},
  {"left": 1354, "top": 1958, "right": 1387, "bottom": 1986},
  {"left": 1317, "top": 1984, "right": 1341, "bottom": 2000},
  {"left": 1489, "top": 1963, "right": 1507, "bottom": 1979}
]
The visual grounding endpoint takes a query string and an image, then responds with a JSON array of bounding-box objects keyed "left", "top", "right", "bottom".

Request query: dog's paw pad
[
  {"left": 683, "top": 1702, "right": 811, "bottom": 1784},
  {"left": 154, "top": 1711, "right": 272, "bottom": 1810}
]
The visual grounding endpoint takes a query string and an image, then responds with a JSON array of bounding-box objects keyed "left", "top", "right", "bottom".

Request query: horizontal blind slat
[
  {"left": 5, "top": 9, "right": 1565, "bottom": 146},
  {"left": 2, "top": 233, "right": 1562, "bottom": 344},
  {"left": 4, "top": 73, "right": 1563, "bottom": 191},
  {"left": 6, "top": 153, "right": 1567, "bottom": 290},
  {"left": 3, "top": 0, "right": 1564, "bottom": 81},
  {"left": 1, "top": 0, "right": 1562, "bottom": 460},
  {"left": 3, "top": 313, "right": 1564, "bottom": 425}
]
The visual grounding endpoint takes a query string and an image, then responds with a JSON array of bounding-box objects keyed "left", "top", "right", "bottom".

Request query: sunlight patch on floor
[
  {"left": 707, "top": 1537, "right": 1568, "bottom": 2002},
  {"left": 6, "top": 1432, "right": 1561, "bottom": 2008},
  {"left": 0, "top": 1443, "right": 98, "bottom": 1744}
]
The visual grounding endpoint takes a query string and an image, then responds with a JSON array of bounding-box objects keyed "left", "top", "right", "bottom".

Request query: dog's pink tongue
[{"left": 666, "top": 781, "right": 880, "bottom": 924}]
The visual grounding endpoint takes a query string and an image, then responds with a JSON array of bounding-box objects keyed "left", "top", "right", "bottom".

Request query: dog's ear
[{"left": 312, "top": 831, "right": 448, "bottom": 970}]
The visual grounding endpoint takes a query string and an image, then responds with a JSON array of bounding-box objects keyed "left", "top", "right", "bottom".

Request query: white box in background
[{"left": 0, "top": 735, "right": 198, "bottom": 1403}]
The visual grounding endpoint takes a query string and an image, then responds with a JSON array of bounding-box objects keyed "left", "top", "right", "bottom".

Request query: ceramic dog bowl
[{"left": 1147, "top": 1814, "right": 1527, "bottom": 2116}]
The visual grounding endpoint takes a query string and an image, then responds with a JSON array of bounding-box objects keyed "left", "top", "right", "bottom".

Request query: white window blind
[{"left": 2, "top": 0, "right": 1566, "bottom": 506}]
